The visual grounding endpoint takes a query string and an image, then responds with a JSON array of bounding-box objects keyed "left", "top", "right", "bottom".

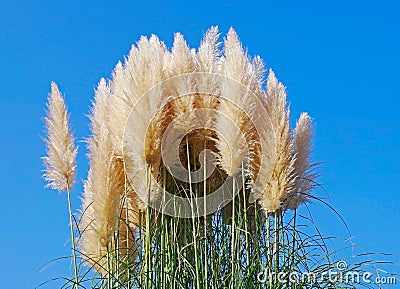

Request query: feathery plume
[
  {"left": 214, "top": 28, "right": 259, "bottom": 176},
  {"left": 194, "top": 26, "right": 221, "bottom": 136},
  {"left": 167, "top": 32, "right": 197, "bottom": 132},
  {"left": 122, "top": 35, "right": 170, "bottom": 210},
  {"left": 253, "top": 70, "right": 296, "bottom": 213},
  {"left": 286, "top": 112, "right": 318, "bottom": 210},
  {"left": 107, "top": 62, "right": 133, "bottom": 155},
  {"left": 42, "top": 82, "right": 77, "bottom": 192},
  {"left": 80, "top": 80, "right": 138, "bottom": 270},
  {"left": 196, "top": 26, "right": 221, "bottom": 74}
]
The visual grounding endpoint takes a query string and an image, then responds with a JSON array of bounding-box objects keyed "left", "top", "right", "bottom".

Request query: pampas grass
[
  {"left": 80, "top": 78, "right": 141, "bottom": 272},
  {"left": 253, "top": 69, "right": 296, "bottom": 213},
  {"left": 286, "top": 112, "right": 318, "bottom": 210},
  {"left": 42, "top": 82, "right": 79, "bottom": 287},
  {"left": 214, "top": 28, "right": 260, "bottom": 176},
  {"left": 42, "top": 28, "right": 319, "bottom": 287},
  {"left": 40, "top": 27, "right": 395, "bottom": 289},
  {"left": 43, "top": 82, "right": 77, "bottom": 192}
]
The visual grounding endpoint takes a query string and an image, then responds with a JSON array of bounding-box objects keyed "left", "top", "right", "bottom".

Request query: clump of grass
[{"left": 41, "top": 27, "right": 397, "bottom": 289}]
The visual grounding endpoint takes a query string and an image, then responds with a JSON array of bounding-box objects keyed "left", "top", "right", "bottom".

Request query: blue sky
[{"left": 0, "top": 0, "right": 399, "bottom": 288}]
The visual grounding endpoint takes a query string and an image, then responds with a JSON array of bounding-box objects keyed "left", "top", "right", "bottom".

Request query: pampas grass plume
[
  {"left": 42, "top": 82, "right": 77, "bottom": 192},
  {"left": 79, "top": 80, "right": 135, "bottom": 269},
  {"left": 286, "top": 112, "right": 318, "bottom": 209},
  {"left": 255, "top": 70, "right": 296, "bottom": 212},
  {"left": 214, "top": 28, "right": 258, "bottom": 176}
]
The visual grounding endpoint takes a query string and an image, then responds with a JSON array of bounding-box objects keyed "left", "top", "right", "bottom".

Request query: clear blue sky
[{"left": 0, "top": 0, "right": 399, "bottom": 288}]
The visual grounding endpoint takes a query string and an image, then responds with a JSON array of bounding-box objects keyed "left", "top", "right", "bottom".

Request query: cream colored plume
[
  {"left": 80, "top": 80, "right": 138, "bottom": 270},
  {"left": 167, "top": 32, "right": 197, "bottom": 132},
  {"left": 196, "top": 26, "right": 221, "bottom": 74},
  {"left": 214, "top": 28, "right": 261, "bottom": 176},
  {"left": 121, "top": 35, "right": 170, "bottom": 210},
  {"left": 43, "top": 82, "right": 77, "bottom": 192},
  {"left": 107, "top": 62, "right": 132, "bottom": 155},
  {"left": 286, "top": 112, "right": 318, "bottom": 210},
  {"left": 193, "top": 26, "right": 221, "bottom": 132},
  {"left": 253, "top": 70, "right": 296, "bottom": 213}
]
